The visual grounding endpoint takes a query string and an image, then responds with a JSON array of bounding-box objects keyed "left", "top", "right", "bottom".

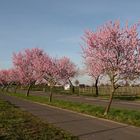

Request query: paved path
[
  {"left": 0, "top": 94, "right": 140, "bottom": 140},
  {"left": 21, "top": 90, "right": 140, "bottom": 111}
]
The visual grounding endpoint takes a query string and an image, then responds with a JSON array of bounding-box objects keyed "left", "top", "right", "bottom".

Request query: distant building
[
  {"left": 79, "top": 84, "right": 85, "bottom": 88},
  {"left": 64, "top": 84, "right": 70, "bottom": 90}
]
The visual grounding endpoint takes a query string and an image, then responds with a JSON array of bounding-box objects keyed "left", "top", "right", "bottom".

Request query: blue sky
[{"left": 0, "top": 0, "right": 140, "bottom": 84}]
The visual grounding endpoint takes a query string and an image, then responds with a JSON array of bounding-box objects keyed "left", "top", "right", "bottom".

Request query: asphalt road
[
  {"left": 26, "top": 90, "right": 140, "bottom": 111},
  {"left": 0, "top": 93, "right": 140, "bottom": 140}
]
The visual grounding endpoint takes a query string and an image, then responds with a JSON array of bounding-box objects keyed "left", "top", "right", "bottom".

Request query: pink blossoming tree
[
  {"left": 56, "top": 57, "right": 77, "bottom": 93},
  {"left": 83, "top": 55, "right": 104, "bottom": 96},
  {"left": 13, "top": 48, "right": 49, "bottom": 96},
  {"left": 0, "top": 69, "right": 10, "bottom": 91},
  {"left": 42, "top": 57, "right": 77, "bottom": 102},
  {"left": 33, "top": 55, "right": 58, "bottom": 102},
  {"left": 82, "top": 20, "right": 140, "bottom": 115},
  {"left": 8, "top": 68, "right": 21, "bottom": 93}
]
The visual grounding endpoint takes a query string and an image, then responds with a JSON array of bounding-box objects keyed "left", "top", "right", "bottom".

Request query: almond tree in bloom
[
  {"left": 83, "top": 56, "right": 104, "bottom": 96},
  {"left": 38, "top": 56, "right": 77, "bottom": 102},
  {"left": 56, "top": 57, "right": 77, "bottom": 93},
  {"left": 32, "top": 52, "right": 57, "bottom": 102},
  {"left": 39, "top": 56, "right": 77, "bottom": 102},
  {"left": 0, "top": 69, "right": 10, "bottom": 91},
  {"left": 13, "top": 48, "right": 49, "bottom": 96},
  {"left": 82, "top": 20, "right": 140, "bottom": 115},
  {"left": 8, "top": 68, "right": 20, "bottom": 93},
  {"left": 0, "top": 69, "right": 18, "bottom": 92}
]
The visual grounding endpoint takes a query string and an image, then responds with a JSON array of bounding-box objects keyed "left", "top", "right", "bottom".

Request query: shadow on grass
[{"left": 113, "top": 95, "right": 140, "bottom": 101}]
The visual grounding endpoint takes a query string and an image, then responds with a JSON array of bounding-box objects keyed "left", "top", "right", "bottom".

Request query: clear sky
[{"left": 0, "top": 0, "right": 140, "bottom": 84}]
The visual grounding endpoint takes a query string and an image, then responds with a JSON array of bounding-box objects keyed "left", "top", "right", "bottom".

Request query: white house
[{"left": 64, "top": 84, "right": 70, "bottom": 90}]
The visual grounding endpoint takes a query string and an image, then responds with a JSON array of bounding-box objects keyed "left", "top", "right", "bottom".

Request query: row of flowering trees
[
  {"left": 1, "top": 20, "right": 140, "bottom": 115},
  {"left": 0, "top": 48, "right": 77, "bottom": 102}
]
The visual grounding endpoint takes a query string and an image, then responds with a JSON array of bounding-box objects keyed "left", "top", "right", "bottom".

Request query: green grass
[
  {"left": 15, "top": 85, "right": 140, "bottom": 101},
  {"left": 4, "top": 92, "right": 140, "bottom": 127},
  {"left": 113, "top": 95, "right": 140, "bottom": 101},
  {"left": 0, "top": 98, "right": 79, "bottom": 140}
]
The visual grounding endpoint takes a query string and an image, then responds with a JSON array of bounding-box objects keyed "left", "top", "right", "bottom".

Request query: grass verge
[
  {"left": 0, "top": 98, "right": 79, "bottom": 140},
  {"left": 3, "top": 92, "right": 140, "bottom": 127}
]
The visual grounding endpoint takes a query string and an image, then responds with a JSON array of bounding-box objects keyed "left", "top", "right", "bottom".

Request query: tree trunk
[
  {"left": 14, "top": 84, "right": 19, "bottom": 93},
  {"left": 6, "top": 85, "right": 10, "bottom": 92},
  {"left": 49, "top": 86, "right": 53, "bottom": 102},
  {"left": 1, "top": 86, "right": 5, "bottom": 92},
  {"left": 26, "top": 84, "right": 33, "bottom": 97},
  {"left": 6, "top": 83, "right": 13, "bottom": 93},
  {"left": 69, "top": 79, "right": 75, "bottom": 94},
  {"left": 44, "top": 83, "right": 48, "bottom": 92},
  {"left": 104, "top": 85, "right": 115, "bottom": 115},
  {"left": 95, "top": 76, "right": 99, "bottom": 96}
]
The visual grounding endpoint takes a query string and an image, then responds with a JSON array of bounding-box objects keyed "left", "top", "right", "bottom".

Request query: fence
[
  {"left": 78, "top": 86, "right": 140, "bottom": 96},
  {"left": 18, "top": 85, "right": 140, "bottom": 96}
]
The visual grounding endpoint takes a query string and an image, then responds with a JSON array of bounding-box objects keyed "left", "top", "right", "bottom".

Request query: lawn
[{"left": 0, "top": 98, "right": 78, "bottom": 140}]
